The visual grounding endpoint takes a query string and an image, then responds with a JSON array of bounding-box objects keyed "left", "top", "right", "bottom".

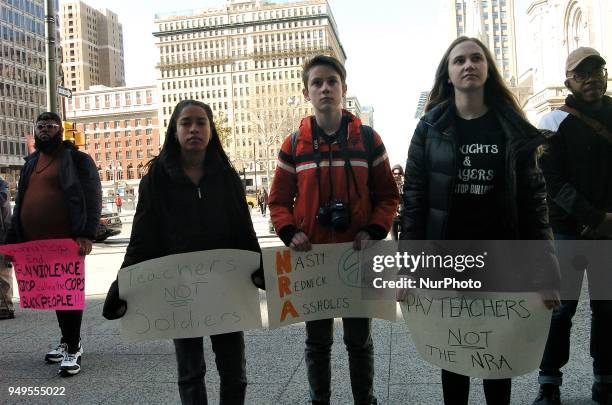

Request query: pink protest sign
[{"left": 0, "top": 239, "right": 85, "bottom": 310}]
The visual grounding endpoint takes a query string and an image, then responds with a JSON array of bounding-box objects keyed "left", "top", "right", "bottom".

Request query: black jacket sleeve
[
  {"left": 517, "top": 149, "right": 561, "bottom": 290},
  {"left": 121, "top": 174, "right": 161, "bottom": 268},
  {"left": 400, "top": 120, "right": 428, "bottom": 240},
  {"left": 540, "top": 133, "right": 606, "bottom": 228},
  {"left": 74, "top": 151, "right": 102, "bottom": 240}
]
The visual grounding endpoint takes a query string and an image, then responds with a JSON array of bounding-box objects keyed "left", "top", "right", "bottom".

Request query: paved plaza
[{"left": 0, "top": 211, "right": 599, "bottom": 404}]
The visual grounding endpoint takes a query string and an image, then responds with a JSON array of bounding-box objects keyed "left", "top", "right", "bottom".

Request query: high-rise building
[
  {"left": 153, "top": 0, "right": 346, "bottom": 191},
  {"left": 0, "top": 0, "right": 61, "bottom": 187},
  {"left": 450, "top": 0, "right": 518, "bottom": 85},
  {"left": 65, "top": 85, "right": 160, "bottom": 197},
  {"left": 414, "top": 91, "right": 429, "bottom": 119},
  {"left": 60, "top": 1, "right": 125, "bottom": 92}
]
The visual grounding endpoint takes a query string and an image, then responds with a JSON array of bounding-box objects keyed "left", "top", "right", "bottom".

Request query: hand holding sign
[{"left": 0, "top": 239, "right": 85, "bottom": 310}]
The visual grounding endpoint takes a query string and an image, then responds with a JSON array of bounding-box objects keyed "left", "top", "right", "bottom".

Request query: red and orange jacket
[{"left": 269, "top": 111, "right": 399, "bottom": 245}]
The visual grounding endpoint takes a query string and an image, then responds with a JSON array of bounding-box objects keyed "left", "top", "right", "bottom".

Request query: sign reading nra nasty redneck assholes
[{"left": 263, "top": 243, "right": 396, "bottom": 329}]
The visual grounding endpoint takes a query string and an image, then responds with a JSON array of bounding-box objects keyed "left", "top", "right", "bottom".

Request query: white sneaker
[
  {"left": 59, "top": 343, "right": 83, "bottom": 375},
  {"left": 44, "top": 343, "right": 67, "bottom": 363}
]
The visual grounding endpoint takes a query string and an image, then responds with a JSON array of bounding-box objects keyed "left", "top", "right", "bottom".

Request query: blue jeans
[
  {"left": 305, "top": 318, "right": 376, "bottom": 405},
  {"left": 538, "top": 234, "right": 612, "bottom": 386},
  {"left": 173, "top": 332, "right": 246, "bottom": 405}
]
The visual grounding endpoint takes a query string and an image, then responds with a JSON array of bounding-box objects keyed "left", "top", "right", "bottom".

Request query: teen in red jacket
[{"left": 269, "top": 55, "right": 398, "bottom": 405}]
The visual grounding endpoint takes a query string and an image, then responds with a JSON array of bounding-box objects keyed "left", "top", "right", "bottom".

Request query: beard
[{"left": 34, "top": 134, "right": 62, "bottom": 154}]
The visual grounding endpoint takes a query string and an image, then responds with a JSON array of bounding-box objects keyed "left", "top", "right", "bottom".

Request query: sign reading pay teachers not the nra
[{"left": 262, "top": 243, "right": 396, "bottom": 328}]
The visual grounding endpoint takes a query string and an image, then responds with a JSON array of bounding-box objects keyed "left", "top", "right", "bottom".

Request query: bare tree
[
  {"left": 214, "top": 111, "right": 232, "bottom": 146},
  {"left": 247, "top": 94, "right": 305, "bottom": 187}
]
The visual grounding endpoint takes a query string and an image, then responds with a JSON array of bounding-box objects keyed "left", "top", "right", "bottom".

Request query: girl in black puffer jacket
[{"left": 400, "top": 36, "right": 561, "bottom": 405}]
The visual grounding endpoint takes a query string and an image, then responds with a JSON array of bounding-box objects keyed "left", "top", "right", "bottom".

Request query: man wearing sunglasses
[
  {"left": 533, "top": 48, "right": 612, "bottom": 404},
  {"left": 5, "top": 112, "right": 101, "bottom": 376}
]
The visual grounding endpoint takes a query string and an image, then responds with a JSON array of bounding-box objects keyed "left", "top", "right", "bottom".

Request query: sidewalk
[
  {"left": 0, "top": 292, "right": 596, "bottom": 405},
  {"left": 0, "top": 211, "right": 598, "bottom": 404}
]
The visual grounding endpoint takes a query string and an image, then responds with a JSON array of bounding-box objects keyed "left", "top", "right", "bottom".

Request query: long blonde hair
[{"left": 426, "top": 36, "right": 523, "bottom": 117}]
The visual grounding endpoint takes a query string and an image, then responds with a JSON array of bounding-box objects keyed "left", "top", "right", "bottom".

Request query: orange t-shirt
[{"left": 20, "top": 151, "right": 72, "bottom": 241}]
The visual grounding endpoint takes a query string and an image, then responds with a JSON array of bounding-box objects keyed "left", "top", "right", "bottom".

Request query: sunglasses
[
  {"left": 35, "top": 123, "right": 60, "bottom": 130},
  {"left": 393, "top": 172, "right": 402, "bottom": 175}
]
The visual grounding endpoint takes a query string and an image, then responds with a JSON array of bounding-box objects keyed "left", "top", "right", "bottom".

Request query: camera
[{"left": 317, "top": 200, "right": 351, "bottom": 231}]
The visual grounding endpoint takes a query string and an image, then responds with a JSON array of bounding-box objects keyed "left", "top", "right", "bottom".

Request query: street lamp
[
  {"left": 110, "top": 160, "right": 118, "bottom": 199},
  {"left": 253, "top": 142, "right": 258, "bottom": 195}
]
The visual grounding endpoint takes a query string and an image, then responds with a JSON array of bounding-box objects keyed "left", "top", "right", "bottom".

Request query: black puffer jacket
[
  {"left": 121, "top": 149, "right": 261, "bottom": 268},
  {"left": 400, "top": 101, "right": 559, "bottom": 289}
]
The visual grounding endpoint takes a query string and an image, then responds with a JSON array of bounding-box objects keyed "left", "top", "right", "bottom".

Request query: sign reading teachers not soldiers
[
  {"left": 118, "top": 249, "right": 262, "bottom": 342},
  {"left": 400, "top": 290, "right": 552, "bottom": 379},
  {"left": 0, "top": 239, "right": 85, "bottom": 310},
  {"left": 262, "top": 243, "right": 396, "bottom": 329}
]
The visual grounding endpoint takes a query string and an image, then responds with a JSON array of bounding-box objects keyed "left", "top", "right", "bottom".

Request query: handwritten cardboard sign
[
  {"left": 399, "top": 289, "right": 552, "bottom": 378},
  {"left": 262, "top": 243, "right": 396, "bottom": 329},
  {"left": 0, "top": 239, "right": 85, "bottom": 310},
  {"left": 118, "top": 249, "right": 262, "bottom": 342}
]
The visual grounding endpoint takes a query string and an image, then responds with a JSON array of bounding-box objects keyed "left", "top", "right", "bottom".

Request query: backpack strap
[
  {"left": 359, "top": 125, "right": 377, "bottom": 203},
  {"left": 558, "top": 105, "right": 612, "bottom": 145}
]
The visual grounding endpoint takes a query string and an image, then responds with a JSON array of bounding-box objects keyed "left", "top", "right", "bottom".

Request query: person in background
[
  {"left": 108, "top": 100, "right": 264, "bottom": 404},
  {"left": 0, "top": 177, "right": 13, "bottom": 319},
  {"left": 391, "top": 164, "right": 404, "bottom": 240},
  {"left": 5, "top": 112, "right": 101, "bottom": 375},
  {"left": 400, "top": 37, "right": 560, "bottom": 405},
  {"left": 115, "top": 193, "right": 123, "bottom": 214},
  {"left": 532, "top": 47, "right": 612, "bottom": 405},
  {"left": 260, "top": 187, "right": 268, "bottom": 217}
]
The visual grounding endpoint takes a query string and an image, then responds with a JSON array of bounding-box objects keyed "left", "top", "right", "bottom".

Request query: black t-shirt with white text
[{"left": 446, "top": 110, "right": 506, "bottom": 239}]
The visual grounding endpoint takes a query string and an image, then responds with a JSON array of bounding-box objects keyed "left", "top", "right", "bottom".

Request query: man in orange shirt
[{"left": 6, "top": 112, "right": 101, "bottom": 376}]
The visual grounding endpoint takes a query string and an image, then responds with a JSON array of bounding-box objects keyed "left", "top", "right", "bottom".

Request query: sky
[{"left": 65, "top": 0, "right": 534, "bottom": 166}]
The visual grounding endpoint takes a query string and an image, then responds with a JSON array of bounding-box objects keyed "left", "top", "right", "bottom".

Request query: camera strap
[{"left": 311, "top": 116, "right": 359, "bottom": 205}]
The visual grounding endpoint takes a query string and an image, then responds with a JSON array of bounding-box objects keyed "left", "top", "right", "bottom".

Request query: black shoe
[
  {"left": 0, "top": 310, "right": 14, "bottom": 319},
  {"left": 592, "top": 382, "right": 612, "bottom": 404},
  {"left": 532, "top": 384, "right": 560, "bottom": 405}
]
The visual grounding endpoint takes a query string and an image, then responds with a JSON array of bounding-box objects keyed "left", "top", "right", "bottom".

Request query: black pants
[
  {"left": 441, "top": 369, "right": 511, "bottom": 405},
  {"left": 56, "top": 310, "right": 83, "bottom": 353},
  {"left": 173, "top": 332, "right": 247, "bottom": 405}
]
